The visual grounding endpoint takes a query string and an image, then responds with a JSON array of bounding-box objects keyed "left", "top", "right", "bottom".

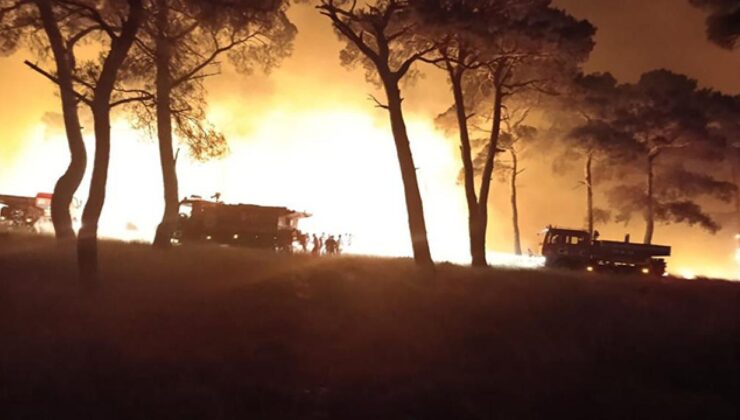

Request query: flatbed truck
[{"left": 542, "top": 226, "right": 671, "bottom": 277}]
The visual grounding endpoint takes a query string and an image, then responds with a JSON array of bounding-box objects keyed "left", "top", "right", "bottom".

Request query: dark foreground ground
[{"left": 1, "top": 235, "right": 738, "bottom": 419}]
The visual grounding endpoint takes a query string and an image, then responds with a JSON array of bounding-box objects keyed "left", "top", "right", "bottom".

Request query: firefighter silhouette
[
  {"left": 325, "top": 235, "right": 338, "bottom": 255},
  {"left": 312, "top": 234, "right": 321, "bottom": 255}
]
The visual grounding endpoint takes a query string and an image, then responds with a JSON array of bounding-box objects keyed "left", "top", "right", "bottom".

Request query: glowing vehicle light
[
  {"left": 586, "top": 266, "right": 594, "bottom": 272},
  {"left": 641, "top": 267, "right": 650, "bottom": 275}
]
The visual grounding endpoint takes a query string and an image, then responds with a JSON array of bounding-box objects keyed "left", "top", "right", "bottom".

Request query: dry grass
[{"left": 1, "top": 235, "right": 738, "bottom": 419}]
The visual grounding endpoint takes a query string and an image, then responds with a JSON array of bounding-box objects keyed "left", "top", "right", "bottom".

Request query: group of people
[{"left": 293, "top": 231, "right": 348, "bottom": 255}]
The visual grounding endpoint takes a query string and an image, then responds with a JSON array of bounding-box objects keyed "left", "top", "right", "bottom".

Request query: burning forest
[
  {"left": 1, "top": 1, "right": 739, "bottom": 418},
  {"left": 0, "top": 0, "right": 739, "bottom": 279}
]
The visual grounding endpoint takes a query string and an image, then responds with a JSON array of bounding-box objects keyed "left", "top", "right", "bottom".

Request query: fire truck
[
  {"left": 541, "top": 226, "right": 671, "bottom": 277},
  {"left": 0, "top": 193, "right": 53, "bottom": 232},
  {"left": 173, "top": 196, "right": 311, "bottom": 251}
]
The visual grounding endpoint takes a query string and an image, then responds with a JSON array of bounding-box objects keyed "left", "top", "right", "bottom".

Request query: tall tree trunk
[
  {"left": 152, "top": 1, "right": 179, "bottom": 248},
  {"left": 35, "top": 0, "right": 86, "bottom": 241},
  {"left": 78, "top": 0, "right": 144, "bottom": 284},
  {"left": 78, "top": 103, "right": 111, "bottom": 282},
  {"left": 449, "top": 65, "right": 485, "bottom": 266},
  {"left": 644, "top": 155, "right": 655, "bottom": 244},
  {"left": 510, "top": 149, "right": 522, "bottom": 255},
  {"left": 585, "top": 151, "right": 594, "bottom": 237},
  {"left": 475, "top": 81, "right": 504, "bottom": 265},
  {"left": 382, "top": 76, "right": 433, "bottom": 267}
]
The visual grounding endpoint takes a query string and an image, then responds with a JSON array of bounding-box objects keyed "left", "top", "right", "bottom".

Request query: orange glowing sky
[{"left": 1, "top": 2, "right": 738, "bottom": 279}]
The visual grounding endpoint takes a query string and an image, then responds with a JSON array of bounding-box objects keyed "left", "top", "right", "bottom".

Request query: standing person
[
  {"left": 325, "top": 235, "right": 337, "bottom": 255},
  {"left": 312, "top": 234, "right": 321, "bottom": 255}
]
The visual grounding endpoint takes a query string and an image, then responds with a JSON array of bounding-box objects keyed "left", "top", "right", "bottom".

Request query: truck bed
[{"left": 591, "top": 240, "right": 671, "bottom": 262}]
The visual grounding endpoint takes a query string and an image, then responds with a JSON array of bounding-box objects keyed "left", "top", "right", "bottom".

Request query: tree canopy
[
  {"left": 416, "top": 0, "right": 595, "bottom": 265},
  {"left": 690, "top": 0, "right": 740, "bottom": 49}
]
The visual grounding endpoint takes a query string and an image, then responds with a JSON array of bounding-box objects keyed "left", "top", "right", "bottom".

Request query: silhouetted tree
[
  {"left": 0, "top": 0, "right": 91, "bottom": 240},
  {"left": 43, "top": 0, "right": 146, "bottom": 283},
  {"left": 606, "top": 70, "right": 734, "bottom": 243},
  {"left": 318, "top": 0, "right": 435, "bottom": 267},
  {"left": 701, "top": 90, "right": 740, "bottom": 231},
  {"left": 551, "top": 72, "right": 639, "bottom": 236},
  {"left": 608, "top": 165, "right": 736, "bottom": 237},
  {"left": 415, "top": 0, "right": 493, "bottom": 266},
  {"left": 124, "top": 0, "right": 295, "bottom": 248},
  {"left": 690, "top": 0, "right": 740, "bottom": 49},
  {"left": 418, "top": 0, "right": 594, "bottom": 265},
  {"left": 689, "top": 0, "right": 740, "bottom": 235},
  {"left": 495, "top": 105, "right": 537, "bottom": 255}
]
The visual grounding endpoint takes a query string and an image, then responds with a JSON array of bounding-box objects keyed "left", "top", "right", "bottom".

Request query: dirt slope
[{"left": 1, "top": 236, "right": 738, "bottom": 419}]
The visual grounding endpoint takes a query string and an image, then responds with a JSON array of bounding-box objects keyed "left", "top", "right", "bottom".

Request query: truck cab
[{"left": 542, "top": 227, "right": 592, "bottom": 269}]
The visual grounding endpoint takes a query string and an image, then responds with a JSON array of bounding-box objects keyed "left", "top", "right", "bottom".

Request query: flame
[
  {"left": 3, "top": 113, "right": 738, "bottom": 276},
  {"left": 4, "top": 110, "right": 736, "bottom": 276},
  {"left": 3, "top": 108, "right": 475, "bottom": 259}
]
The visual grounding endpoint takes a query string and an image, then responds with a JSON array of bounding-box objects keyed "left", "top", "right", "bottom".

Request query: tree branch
[
  {"left": 110, "top": 94, "right": 153, "bottom": 108},
  {"left": 396, "top": 45, "right": 435, "bottom": 78},
  {"left": 56, "top": 0, "right": 118, "bottom": 39},
  {"left": 23, "top": 60, "right": 92, "bottom": 106},
  {"left": 368, "top": 94, "right": 388, "bottom": 110},
  {"left": 318, "top": 2, "right": 381, "bottom": 65},
  {"left": 171, "top": 33, "right": 255, "bottom": 88}
]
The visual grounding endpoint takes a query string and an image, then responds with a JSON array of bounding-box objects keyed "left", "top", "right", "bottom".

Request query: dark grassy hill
[{"left": 1, "top": 235, "right": 738, "bottom": 419}]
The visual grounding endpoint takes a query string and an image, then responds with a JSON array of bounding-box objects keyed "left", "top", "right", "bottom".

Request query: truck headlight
[{"left": 641, "top": 268, "right": 650, "bottom": 275}]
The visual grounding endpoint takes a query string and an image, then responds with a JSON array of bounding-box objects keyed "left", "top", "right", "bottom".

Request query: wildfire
[
  {"left": 0, "top": 101, "right": 736, "bottom": 277},
  {"left": 3, "top": 108, "right": 459, "bottom": 254},
  {"left": 4, "top": 109, "right": 738, "bottom": 276}
]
